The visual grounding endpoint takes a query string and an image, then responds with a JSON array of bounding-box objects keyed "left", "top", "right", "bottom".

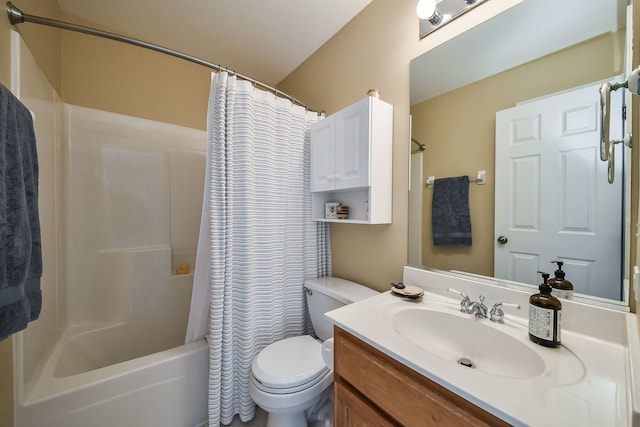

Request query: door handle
[
  {"left": 599, "top": 81, "right": 611, "bottom": 162},
  {"left": 497, "top": 236, "right": 508, "bottom": 245}
]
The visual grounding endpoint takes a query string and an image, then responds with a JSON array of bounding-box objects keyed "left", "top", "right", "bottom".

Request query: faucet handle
[
  {"left": 489, "top": 302, "right": 521, "bottom": 323},
  {"left": 447, "top": 288, "right": 470, "bottom": 312},
  {"left": 474, "top": 295, "right": 488, "bottom": 318}
]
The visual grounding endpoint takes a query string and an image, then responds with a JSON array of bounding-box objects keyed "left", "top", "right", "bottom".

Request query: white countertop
[{"left": 326, "top": 267, "right": 633, "bottom": 426}]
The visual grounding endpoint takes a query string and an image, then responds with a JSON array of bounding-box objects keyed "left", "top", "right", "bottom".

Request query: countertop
[{"left": 325, "top": 267, "right": 633, "bottom": 426}]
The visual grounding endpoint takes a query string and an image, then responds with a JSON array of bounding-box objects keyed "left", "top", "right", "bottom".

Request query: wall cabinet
[
  {"left": 310, "top": 96, "right": 393, "bottom": 224},
  {"left": 333, "top": 327, "right": 511, "bottom": 427}
]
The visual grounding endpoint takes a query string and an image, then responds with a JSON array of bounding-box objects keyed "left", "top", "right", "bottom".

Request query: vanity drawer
[{"left": 334, "top": 327, "right": 510, "bottom": 427}]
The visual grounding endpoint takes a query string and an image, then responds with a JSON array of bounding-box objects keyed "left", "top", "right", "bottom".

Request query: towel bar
[{"left": 426, "top": 171, "right": 486, "bottom": 188}]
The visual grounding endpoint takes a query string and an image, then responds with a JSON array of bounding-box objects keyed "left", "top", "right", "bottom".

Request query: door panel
[
  {"left": 335, "top": 100, "right": 370, "bottom": 189},
  {"left": 310, "top": 116, "right": 336, "bottom": 192},
  {"left": 495, "top": 82, "right": 623, "bottom": 299}
]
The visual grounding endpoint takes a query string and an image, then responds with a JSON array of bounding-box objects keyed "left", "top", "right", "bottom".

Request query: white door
[
  {"left": 334, "top": 98, "right": 370, "bottom": 190},
  {"left": 310, "top": 115, "right": 336, "bottom": 192},
  {"left": 494, "top": 82, "right": 623, "bottom": 300}
]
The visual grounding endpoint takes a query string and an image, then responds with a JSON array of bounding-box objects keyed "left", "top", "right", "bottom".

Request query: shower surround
[{"left": 11, "top": 32, "right": 208, "bottom": 427}]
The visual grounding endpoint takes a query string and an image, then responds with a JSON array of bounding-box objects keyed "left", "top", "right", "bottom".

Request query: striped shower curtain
[{"left": 186, "top": 71, "right": 332, "bottom": 425}]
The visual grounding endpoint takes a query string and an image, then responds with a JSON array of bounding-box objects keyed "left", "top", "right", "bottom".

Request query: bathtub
[
  {"left": 10, "top": 35, "right": 210, "bottom": 425},
  {"left": 16, "top": 331, "right": 208, "bottom": 427}
]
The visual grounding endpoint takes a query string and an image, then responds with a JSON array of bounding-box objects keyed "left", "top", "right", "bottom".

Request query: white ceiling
[{"left": 56, "top": 0, "right": 373, "bottom": 86}]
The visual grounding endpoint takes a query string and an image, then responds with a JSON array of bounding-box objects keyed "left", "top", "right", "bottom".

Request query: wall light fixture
[{"left": 417, "top": 0, "right": 487, "bottom": 39}]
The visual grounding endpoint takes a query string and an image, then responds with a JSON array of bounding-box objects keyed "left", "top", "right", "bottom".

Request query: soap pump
[
  {"left": 529, "top": 271, "right": 562, "bottom": 348},
  {"left": 548, "top": 261, "right": 573, "bottom": 300}
]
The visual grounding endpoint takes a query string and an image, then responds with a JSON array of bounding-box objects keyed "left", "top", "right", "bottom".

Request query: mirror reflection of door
[
  {"left": 494, "top": 81, "right": 624, "bottom": 300},
  {"left": 408, "top": 151, "right": 424, "bottom": 266}
]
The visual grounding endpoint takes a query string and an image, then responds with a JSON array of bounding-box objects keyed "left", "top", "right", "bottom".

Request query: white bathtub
[
  {"left": 10, "top": 37, "right": 210, "bottom": 426},
  {"left": 16, "top": 331, "right": 208, "bottom": 427}
]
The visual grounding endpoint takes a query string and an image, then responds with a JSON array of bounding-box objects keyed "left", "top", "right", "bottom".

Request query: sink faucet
[
  {"left": 447, "top": 288, "right": 488, "bottom": 318},
  {"left": 467, "top": 295, "right": 488, "bottom": 318},
  {"left": 447, "top": 288, "right": 471, "bottom": 313},
  {"left": 489, "top": 302, "right": 521, "bottom": 323}
]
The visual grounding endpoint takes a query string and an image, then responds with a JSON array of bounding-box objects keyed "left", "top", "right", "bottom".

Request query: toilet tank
[{"left": 304, "top": 277, "right": 378, "bottom": 341}]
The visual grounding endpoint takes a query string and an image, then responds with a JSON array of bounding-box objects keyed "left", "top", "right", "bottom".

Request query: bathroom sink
[{"left": 389, "top": 306, "right": 546, "bottom": 378}]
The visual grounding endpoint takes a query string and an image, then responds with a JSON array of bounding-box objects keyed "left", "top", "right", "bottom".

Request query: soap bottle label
[
  {"left": 551, "top": 288, "right": 573, "bottom": 300},
  {"left": 529, "top": 305, "right": 560, "bottom": 342}
]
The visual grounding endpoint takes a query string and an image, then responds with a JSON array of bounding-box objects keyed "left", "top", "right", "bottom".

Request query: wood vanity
[
  {"left": 326, "top": 267, "right": 632, "bottom": 425},
  {"left": 334, "top": 327, "right": 510, "bottom": 426}
]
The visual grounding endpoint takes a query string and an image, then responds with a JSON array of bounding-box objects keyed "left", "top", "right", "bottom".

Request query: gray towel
[
  {"left": 432, "top": 176, "right": 472, "bottom": 246},
  {"left": 0, "top": 83, "right": 42, "bottom": 341}
]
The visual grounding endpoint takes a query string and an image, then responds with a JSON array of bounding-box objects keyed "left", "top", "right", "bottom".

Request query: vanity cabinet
[
  {"left": 333, "top": 327, "right": 510, "bottom": 427},
  {"left": 310, "top": 96, "right": 393, "bottom": 224}
]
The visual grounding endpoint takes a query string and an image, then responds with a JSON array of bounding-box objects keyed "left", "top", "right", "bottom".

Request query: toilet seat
[{"left": 252, "top": 335, "right": 329, "bottom": 394}]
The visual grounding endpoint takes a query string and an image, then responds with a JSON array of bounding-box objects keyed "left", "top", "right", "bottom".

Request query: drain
[{"left": 457, "top": 357, "right": 475, "bottom": 369}]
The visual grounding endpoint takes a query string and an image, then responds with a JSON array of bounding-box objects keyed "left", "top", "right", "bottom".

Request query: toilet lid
[{"left": 252, "top": 335, "right": 328, "bottom": 390}]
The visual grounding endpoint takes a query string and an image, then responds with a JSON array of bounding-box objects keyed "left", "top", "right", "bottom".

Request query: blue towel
[
  {"left": 432, "top": 176, "right": 472, "bottom": 246},
  {"left": 0, "top": 83, "right": 42, "bottom": 341}
]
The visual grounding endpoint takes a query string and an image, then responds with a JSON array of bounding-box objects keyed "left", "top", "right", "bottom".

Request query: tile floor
[{"left": 219, "top": 407, "right": 268, "bottom": 427}]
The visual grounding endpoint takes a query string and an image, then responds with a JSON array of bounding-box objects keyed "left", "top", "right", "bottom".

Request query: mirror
[{"left": 408, "top": 0, "right": 631, "bottom": 307}]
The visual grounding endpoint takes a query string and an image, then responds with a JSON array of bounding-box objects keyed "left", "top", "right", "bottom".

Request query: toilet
[{"left": 248, "top": 277, "right": 378, "bottom": 427}]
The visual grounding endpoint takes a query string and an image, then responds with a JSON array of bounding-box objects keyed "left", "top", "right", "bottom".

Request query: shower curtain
[{"left": 186, "top": 71, "right": 332, "bottom": 425}]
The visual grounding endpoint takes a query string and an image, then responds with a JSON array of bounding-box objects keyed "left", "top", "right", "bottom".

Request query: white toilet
[{"left": 248, "top": 276, "right": 378, "bottom": 427}]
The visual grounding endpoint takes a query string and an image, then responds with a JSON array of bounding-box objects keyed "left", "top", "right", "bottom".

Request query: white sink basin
[
  {"left": 391, "top": 307, "right": 545, "bottom": 378},
  {"left": 380, "top": 298, "right": 585, "bottom": 384}
]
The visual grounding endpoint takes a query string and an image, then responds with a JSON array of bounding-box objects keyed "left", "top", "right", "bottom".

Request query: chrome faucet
[
  {"left": 449, "top": 288, "right": 520, "bottom": 322},
  {"left": 447, "top": 288, "right": 471, "bottom": 313},
  {"left": 447, "top": 288, "right": 487, "bottom": 318},
  {"left": 489, "top": 302, "right": 521, "bottom": 323},
  {"left": 467, "top": 295, "right": 488, "bottom": 318}
]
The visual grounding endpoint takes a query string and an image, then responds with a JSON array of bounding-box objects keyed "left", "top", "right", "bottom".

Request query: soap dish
[{"left": 390, "top": 285, "right": 424, "bottom": 299}]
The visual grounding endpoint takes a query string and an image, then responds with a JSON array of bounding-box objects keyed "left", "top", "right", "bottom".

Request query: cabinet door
[
  {"left": 335, "top": 328, "right": 511, "bottom": 427},
  {"left": 310, "top": 116, "right": 336, "bottom": 192},
  {"left": 334, "top": 98, "right": 370, "bottom": 190},
  {"left": 335, "top": 380, "right": 398, "bottom": 427}
]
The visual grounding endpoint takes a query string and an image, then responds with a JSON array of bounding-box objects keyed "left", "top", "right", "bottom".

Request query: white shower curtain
[{"left": 186, "top": 71, "right": 332, "bottom": 425}]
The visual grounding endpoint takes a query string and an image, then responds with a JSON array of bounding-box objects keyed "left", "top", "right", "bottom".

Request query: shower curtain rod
[
  {"left": 5, "top": 1, "right": 314, "bottom": 111},
  {"left": 411, "top": 138, "right": 426, "bottom": 151}
]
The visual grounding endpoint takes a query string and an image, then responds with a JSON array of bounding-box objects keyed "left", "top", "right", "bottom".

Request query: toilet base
[
  {"left": 250, "top": 372, "right": 333, "bottom": 427},
  {"left": 265, "top": 410, "right": 308, "bottom": 427}
]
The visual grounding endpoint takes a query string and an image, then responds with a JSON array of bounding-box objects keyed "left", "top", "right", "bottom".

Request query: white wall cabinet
[{"left": 310, "top": 96, "right": 393, "bottom": 224}]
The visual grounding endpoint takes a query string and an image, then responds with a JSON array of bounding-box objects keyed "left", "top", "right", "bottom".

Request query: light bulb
[{"left": 416, "top": 0, "right": 437, "bottom": 19}]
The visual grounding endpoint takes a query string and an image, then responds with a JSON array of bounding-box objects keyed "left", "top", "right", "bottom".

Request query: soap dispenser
[
  {"left": 548, "top": 261, "right": 574, "bottom": 300},
  {"left": 529, "top": 271, "right": 562, "bottom": 348}
]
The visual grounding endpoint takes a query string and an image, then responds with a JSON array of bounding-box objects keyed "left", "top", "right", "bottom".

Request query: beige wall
[
  {"left": 278, "top": 0, "right": 523, "bottom": 291},
  {"left": 412, "top": 31, "right": 624, "bottom": 276},
  {"left": 0, "top": 5, "right": 14, "bottom": 417},
  {"left": 279, "top": 0, "right": 417, "bottom": 291},
  {"left": 61, "top": 14, "right": 210, "bottom": 130},
  {"left": 0, "top": 0, "right": 62, "bottom": 92},
  {"left": 0, "top": 336, "right": 12, "bottom": 427}
]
